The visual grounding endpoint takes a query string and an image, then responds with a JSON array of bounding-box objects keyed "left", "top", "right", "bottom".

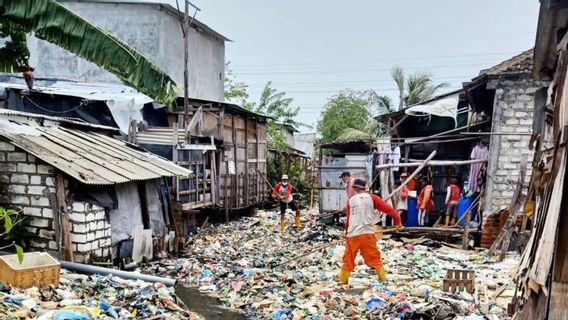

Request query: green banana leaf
[{"left": 0, "top": 0, "right": 179, "bottom": 106}]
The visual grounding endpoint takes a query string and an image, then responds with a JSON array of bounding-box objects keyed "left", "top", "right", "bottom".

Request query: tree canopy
[
  {"left": 0, "top": 0, "right": 178, "bottom": 106},
  {"left": 317, "top": 90, "right": 374, "bottom": 143}
]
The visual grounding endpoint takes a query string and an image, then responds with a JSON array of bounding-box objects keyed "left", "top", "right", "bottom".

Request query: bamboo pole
[
  {"left": 460, "top": 132, "right": 533, "bottom": 136},
  {"left": 377, "top": 158, "right": 486, "bottom": 170},
  {"left": 385, "top": 151, "right": 437, "bottom": 200}
]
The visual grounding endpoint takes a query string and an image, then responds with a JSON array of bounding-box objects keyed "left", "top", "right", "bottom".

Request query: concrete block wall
[
  {"left": 485, "top": 77, "right": 549, "bottom": 213},
  {"left": 68, "top": 201, "right": 112, "bottom": 263},
  {"left": 0, "top": 141, "right": 58, "bottom": 252},
  {"left": 0, "top": 140, "right": 112, "bottom": 263}
]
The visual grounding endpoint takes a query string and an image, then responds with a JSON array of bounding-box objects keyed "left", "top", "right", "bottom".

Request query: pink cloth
[{"left": 468, "top": 145, "right": 488, "bottom": 192}]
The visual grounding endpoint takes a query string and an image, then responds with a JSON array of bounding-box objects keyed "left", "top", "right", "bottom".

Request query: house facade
[{"left": 28, "top": 0, "right": 227, "bottom": 101}]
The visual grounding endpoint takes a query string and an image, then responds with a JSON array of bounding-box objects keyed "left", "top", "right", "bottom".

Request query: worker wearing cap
[
  {"left": 335, "top": 171, "right": 355, "bottom": 226},
  {"left": 340, "top": 171, "right": 356, "bottom": 199},
  {"left": 339, "top": 178, "right": 403, "bottom": 284},
  {"left": 272, "top": 174, "right": 302, "bottom": 232}
]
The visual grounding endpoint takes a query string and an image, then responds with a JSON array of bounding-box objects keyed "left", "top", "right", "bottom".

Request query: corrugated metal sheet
[
  {"left": 0, "top": 108, "right": 119, "bottom": 131},
  {"left": 0, "top": 117, "right": 191, "bottom": 185}
]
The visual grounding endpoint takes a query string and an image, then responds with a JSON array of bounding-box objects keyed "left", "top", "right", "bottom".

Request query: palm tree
[
  {"left": 0, "top": 0, "right": 178, "bottom": 105},
  {"left": 381, "top": 67, "right": 448, "bottom": 111},
  {"left": 254, "top": 81, "right": 311, "bottom": 129},
  {"left": 336, "top": 67, "right": 447, "bottom": 140}
]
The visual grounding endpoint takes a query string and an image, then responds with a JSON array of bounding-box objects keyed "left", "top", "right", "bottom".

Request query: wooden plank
[
  {"left": 55, "top": 174, "right": 73, "bottom": 262},
  {"left": 137, "top": 182, "right": 150, "bottom": 229},
  {"left": 462, "top": 211, "right": 471, "bottom": 249},
  {"left": 224, "top": 173, "right": 229, "bottom": 223},
  {"left": 245, "top": 115, "right": 249, "bottom": 206},
  {"left": 549, "top": 281, "right": 568, "bottom": 320},
  {"left": 49, "top": 194, "right": 61, "bottom": 259}
]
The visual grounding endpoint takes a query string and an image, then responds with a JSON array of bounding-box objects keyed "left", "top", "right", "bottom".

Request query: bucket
[{"left": 457, "top": 196, "right": 478, "bottom": 227}]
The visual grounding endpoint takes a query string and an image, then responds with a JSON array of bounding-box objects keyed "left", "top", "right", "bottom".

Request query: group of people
[
  {"left": 271, "top": 170, "right": 462, "bottom": 285},
  {"left": 392, "top": 174, "right": 461, "bottom": 227}
]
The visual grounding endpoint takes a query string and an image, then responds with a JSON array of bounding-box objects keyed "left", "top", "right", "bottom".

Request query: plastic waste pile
[
  {"left": 0, "top": 271, "right": 201, "bottom": 319},
  {"left": 144, "top": 209, "right": 519, "bottom": 319}
]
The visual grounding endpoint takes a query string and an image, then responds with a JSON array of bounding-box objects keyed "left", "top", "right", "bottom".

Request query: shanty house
[
  {"left": 131, "top": 98, "right": 269, "bottom": 224},
  {"left": 0, "top": 110, "right": 190, "bottom": 263},
  {"left": 375, "top": 50, "right": 548, "bottom": 215}
]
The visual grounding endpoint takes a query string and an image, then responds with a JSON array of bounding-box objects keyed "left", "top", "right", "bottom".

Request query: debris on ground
[
  {"left": 0, "top": 271, "right": 201, "bottom": 319},
  {"left": 143, "top": 209, "right": 519, "bottom": 319}
]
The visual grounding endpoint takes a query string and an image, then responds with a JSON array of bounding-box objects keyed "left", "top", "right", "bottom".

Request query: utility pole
[{"left": 183, "top": 1, "right": 200, "bottom": 128}]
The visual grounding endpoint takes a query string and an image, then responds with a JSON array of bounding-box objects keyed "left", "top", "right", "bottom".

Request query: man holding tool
[
  {"left": 339, "top": 178, "right": 403, "bottom": 284},
  {"left": 272, "top": 174, "right": 302, "bottom": 232}
]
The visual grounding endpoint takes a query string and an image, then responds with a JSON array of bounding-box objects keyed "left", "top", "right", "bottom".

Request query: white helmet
[{"left": 281, "top": 174, "right": 289, "bottom": 180}]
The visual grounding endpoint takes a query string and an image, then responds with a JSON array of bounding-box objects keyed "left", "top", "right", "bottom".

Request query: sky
[{"left": 164, "top": 0, "right": 540, "bottom": 133}]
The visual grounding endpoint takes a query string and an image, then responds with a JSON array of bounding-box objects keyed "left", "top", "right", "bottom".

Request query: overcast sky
[{"left": 164, "top": 0, "right": 540, "bottom": 133}]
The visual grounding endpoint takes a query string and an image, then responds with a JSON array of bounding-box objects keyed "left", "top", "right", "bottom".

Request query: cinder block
[
  {"left": 95, "top": 211, "right": 106, "bottom": 220},
  {"left": 71, "top": 233, "right": 88, "bottom": 244},
  {"left": 37, "top": 165, "right": 54, "bottom": 174},
  {"left": 30, "top": 218, "right": 50, "bottom": 228},
  {"left": 9, "top": 185, "right": 27, "bottom": 194},
  {"left": 27, "top": 154, "right": 36, "bottom": 162},
  {"left": 42, "top": 208, "right": 54, "bottom": 218},
  {"left": 30, "top": 240, "right": 47, "bottom": 249},
  {"left": 48, "top": 241, "right": 58, "bottom": 250},
  {"left": 10, "top": 174, "right": 29, "bottom": 184},
  {"left": 73, "top": 223, "right": 86, "bottom": 233},
  {"left": 99, "top": 238, "right": 111, "bottom": 247},
  {"left": 69, "top": 212, "right": 86, "bottom": 223},
  {"left": 23, "top": 207, "right": 42, "bottom": 217},
  {"left": 7, "top": 152, "right": 27, "bottom": 162},
  {"left": 27, "top": 186, "right": 46, "bottom": 195},
  {"left": 72, "top": 202, "right": 85, "bottom": 212},
  {"left": 96, "top": 221, "right": 105, "bottom": 230},
  {"left": 95, "top": 230, "right": 105, "bottom": 239},
  {"left": 39, "top": 229, "right": 56, "bottom": 240},
  {"left": 30, "top": 196, "right": 50, "bottom": 207},
  {"left": 519, "top": 119, "right": 533, "bottom": 125},
  {"left": 0, "top": 142, "right": 15, "bottom": 151},
  {"left": 17, "top": 163, "right": 36, "bottom": 173},
  {"left": 76, "top": 243, "right": 91, "bottom": 252},
  {"left": 0, "top": 175, "right": 8, "bottom": 183},
  {"left": 30, "top": 175, "right": 42, "bottom": 185},
  {"left": 45, "top": 177, "right": 55, "bottom": 186},
  {"left": 11, "top": 195, "right": 30, "bottom": 205},
  {"left": 86, "top": 232, "right": 95, "bottom": 242}
]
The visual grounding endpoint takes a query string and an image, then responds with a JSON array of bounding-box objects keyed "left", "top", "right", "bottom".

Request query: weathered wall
[
  {"left": 27, "top": 1, "right": 225, "bottom": 101},
  {"left": 485, "top": 76, "right": 549, "bottom": 213},
  {"left": 0, "top": 140, "right": 112, "bottom": 263},
  {"left": 68, "top": 201, "right": 112, "bottom": 263}
]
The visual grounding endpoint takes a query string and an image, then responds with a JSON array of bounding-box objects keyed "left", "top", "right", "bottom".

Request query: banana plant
[{"left": 0, "top": 0, "right": 178, "bottom": 106}]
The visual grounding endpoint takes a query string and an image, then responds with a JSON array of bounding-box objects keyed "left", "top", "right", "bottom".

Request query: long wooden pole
[
  {"left": 385, "top": 151, "right": 436, "bottom": 200},
  {"left": 377, "top": 158, "right": 485, "bottom": 170}
]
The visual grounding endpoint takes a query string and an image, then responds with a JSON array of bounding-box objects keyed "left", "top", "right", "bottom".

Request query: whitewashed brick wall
[
  {"left": 0, "top": 139, "right": 112, "bottom": 263},
  {"left": 0, "top": 141, "right": 58, "bottom": 252},
  {"left": 485, "top": 77, "right": 549, "bottom": 213},
  {"left": 68, "top": 201, "right": 112, "bottom": 263}
]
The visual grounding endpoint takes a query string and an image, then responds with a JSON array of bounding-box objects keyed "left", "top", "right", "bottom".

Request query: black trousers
[{"left": 280, "top": 200, "right": 298, "bottom": 215}]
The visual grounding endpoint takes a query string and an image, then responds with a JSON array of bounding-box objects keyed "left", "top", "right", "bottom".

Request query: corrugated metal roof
[
  {"left": 0, "top": 108, "right": 119, "bottom": 131},
  {"left": 0, "top": 114, "right": 191, "bottom": 185}
]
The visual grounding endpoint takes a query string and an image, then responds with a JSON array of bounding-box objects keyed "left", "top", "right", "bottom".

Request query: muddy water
[{"left": 176, "top": 286, "right": 247, "bottom": 320}]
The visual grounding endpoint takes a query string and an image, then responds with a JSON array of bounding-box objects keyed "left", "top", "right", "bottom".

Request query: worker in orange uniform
[
  {"left": 417, "top": 177, "right": 435, "bottom": 226},
  {"left": 401, "top": 172, "right": 417, "bottom": 191},
  {"left": 445, "top": 177, "right": 461, "bottom": 226},
  {"left": 272, "top": 174, "right": 302, "bottom": 232},
  {"left": 339, "top": 178, "right": 403, "bottom": 284}
]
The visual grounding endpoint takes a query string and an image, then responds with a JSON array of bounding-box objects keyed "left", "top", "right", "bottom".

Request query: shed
[
  {"left": 0, "top": 109, "right": 191, "bottom": 264},
  {"left": 318, "top": 139, "right": 374, "bottom": 213},
  {"left": 131, "top": 97, "right": 269, "bottom": 224}
]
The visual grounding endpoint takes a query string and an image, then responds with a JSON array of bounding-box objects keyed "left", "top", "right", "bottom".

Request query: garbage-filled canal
[{"left": 176, "top": 285, "right": 246, "bottom": 319}]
